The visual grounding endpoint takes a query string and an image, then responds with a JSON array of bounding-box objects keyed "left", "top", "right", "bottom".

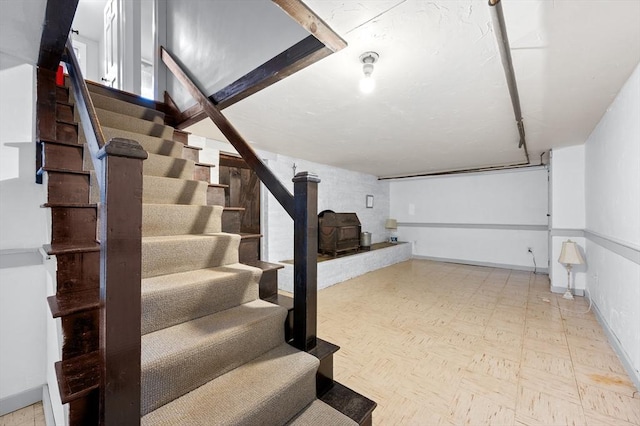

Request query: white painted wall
[
  {"left": 389, "top": 168, "right": 549, "bottom": 271},
  {"left": 261, "top": 151, "right": 390, "bottom": 265},
  {"left": 584, "top": 63, "right": 640, "bottom": 384},
  {"left": 0, "top": 53, "right": 49, "bottom": 413},
  {"left": 549, "top": 145, "right": 587, "bottom": 292}
]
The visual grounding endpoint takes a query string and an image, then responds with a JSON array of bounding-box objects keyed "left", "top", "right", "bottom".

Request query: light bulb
[{"left": 359, "top": 76, "right": 375, "bottom": 94}]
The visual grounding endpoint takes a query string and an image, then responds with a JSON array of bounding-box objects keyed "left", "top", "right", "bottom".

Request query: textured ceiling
[{"left": 187, "top": 0, "right": 640, "bottom": 178}]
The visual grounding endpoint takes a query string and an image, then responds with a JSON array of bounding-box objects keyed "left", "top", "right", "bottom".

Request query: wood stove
[{"left": 318, "top": 210, "right": 361, "bottom": 257}]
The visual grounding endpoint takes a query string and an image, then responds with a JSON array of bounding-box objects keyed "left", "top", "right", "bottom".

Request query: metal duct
[{"left": 489, "top": 0, "right": 529, "bottom": 163}]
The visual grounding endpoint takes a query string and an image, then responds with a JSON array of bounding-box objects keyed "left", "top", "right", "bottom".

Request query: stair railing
[
  {"left": 161, "top": 46, "right": 319, "bottom": 352},
  {"left": 63, "top": 39, "right": 146, "bottom": 425}
]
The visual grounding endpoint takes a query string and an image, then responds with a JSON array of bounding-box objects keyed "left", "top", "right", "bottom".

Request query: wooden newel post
[
  {"left": 292, "top": 171, "right": 320, "bottom": 352},
  {"left": 97, "top": 138, "right": 147, "bottom": 426}
]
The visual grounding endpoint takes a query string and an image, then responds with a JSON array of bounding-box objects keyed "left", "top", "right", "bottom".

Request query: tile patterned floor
[
  {"left": 3, "top": 260, "right": 638, "bottom": 425},
  {"left": 0, "top": 402, "right": 45, "bottom": 426},
  {"left": 316, "top": 259, "right": 640, "bottom": 425}
]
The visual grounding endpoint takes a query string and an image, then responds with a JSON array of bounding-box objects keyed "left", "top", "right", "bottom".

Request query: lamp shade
[
  {"left": 385, "top": 219, "right": 397, "bottom": 229},
  {"left": 558, "top": 240, "right": 584, "bottom": 265}
]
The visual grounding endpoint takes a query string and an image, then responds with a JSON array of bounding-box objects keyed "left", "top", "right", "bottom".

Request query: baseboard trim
[
  {"left": 590, "top": 297, "right": 640, "bottom": 391},
  {"left": 0, "top": 385, "right": 43, "bottom": 416},
  {"left": 412, "top": 255, "right": 549, "bottom": 274},
  {"left": 42, "top": 385, "right": 55, "bottom": 426},
  {"left": 550, "top": 285, "right": 585, "bottom": 297}
]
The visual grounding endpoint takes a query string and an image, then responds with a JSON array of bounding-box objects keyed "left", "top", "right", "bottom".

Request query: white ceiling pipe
[{"left": 489, "top": 0, "right": 529, "bottom": 163}]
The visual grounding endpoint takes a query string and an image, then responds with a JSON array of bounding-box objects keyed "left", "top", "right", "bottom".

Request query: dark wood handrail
[
  {"left": 63, "top": 39, "right": 107, "bottom": 183},
  {"left": 160, "top": 47, "right": 296, "bottom": 219},
  {"left": 63, "top": 39, "right": 146, "bottom": 426},
  {"left": 161, "top": 46, "right": 319, "bottom": 351}
]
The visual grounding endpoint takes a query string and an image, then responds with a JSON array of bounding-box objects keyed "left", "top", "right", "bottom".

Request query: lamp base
[{"left": 562, "top": 290, "right": 574, "bottom": 300}]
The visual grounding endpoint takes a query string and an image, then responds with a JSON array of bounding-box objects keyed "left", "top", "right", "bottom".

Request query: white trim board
[
  {"left": 550, "top": 228, "right": 639, "bottom": 265},
  {"left": 412, "top": 255, "right": 549, "bottom": 274},
  {"left": 591, "top": 296, "right": 640, "bottom": 391},
  {"left": 0, "top": 386, "right": 42, "bottom": 416}
]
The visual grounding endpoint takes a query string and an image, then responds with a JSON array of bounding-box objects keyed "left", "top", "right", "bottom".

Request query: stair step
[
  {"left": 56, "top": 101, "right": 74, "bottom": 123},
  {"left": 48, "top": 288, "right": 99, "bottom": 318},
  {"left": 83, "top": 126, "right": 184, "bottom": 158},
  {"left": 221, "top": 207, "right": 245, "bottom": 233},
  {"left": 92, "top": 107, "right": 173, "bottom": 139},
  {"left": 43, "top": 203, "right": 97, "bottom": 245},
  {"left": 181, "top": 145, "right": 200, "bottom": 162},
  {"left": 141, "top": 299, "right": 287, "bottom": 415},
  {"left": 141, "top": 233, "right": 240, "bottom": 278},
  {"left": 71, "top": 91, "right": 165, "bottom": 124},
  {"left": 142, "top": 263, "right": 261, "bottom": 335},
  {"left": 56, "top": 85, "right": 69, "bottom": 102},
  {"left": 193, "top": 163, "right": 213, "bottom": 182},
  {"left": 141, "top": 342, "right": 319, "bottom": 426},
  {"left": 244, "top": 260, "right": 284, "bottom": 300},
  {"left": 319, "top": 382, "right": 377, "bottom": 426},
  {"left": 44, "top": 242, "right": 100, "bottom": 255},
  {"left": 206, "top": 184, "right": 226, "bottom": 206},
  {"left": 41, "top": 142, "right": 84, "bottom": 173},
  {"left": 54, "top": 250, "right": 100, "bottom": 294},
  {"left": 144, "top": 153, "right": 195, "bottom": 180},
  {"left": 143, "top": 175, "right": 208, "bottom": 205},
  {"left": 55, "top": 351, "right": 100, "bottom": 404},
  {"left": 42, "top": 168, "right": 90, "bottom": 204},
  {"left": 239, "top": 233, "right": 261, "bottom": 263},
  {"left": 309, "top": 338, "right": 341, "bottom": 398},
  {"left": 142, "top": 204, "right": 223, "bottom": 237},
  {"left": 56, "top": 121, "right": 78, "bottom": 143},
  {"left": 172, "top": 129, "right": 189, "bottom": 145},
  {"left": 287, "top": 400, "right": 357, "bottom": 426}
]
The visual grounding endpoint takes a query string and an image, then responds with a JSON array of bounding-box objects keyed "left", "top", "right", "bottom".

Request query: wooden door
[{"left": 219, "top": 154, "right": 260, "bottom": 235}]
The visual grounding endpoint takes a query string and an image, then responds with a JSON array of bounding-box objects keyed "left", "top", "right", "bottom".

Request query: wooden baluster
[
  {"left": 293, "top": 172, "right": 320, "bottom": 351},
  {"left": 98, "top": 138, "right": 147, "bottom": 426}
]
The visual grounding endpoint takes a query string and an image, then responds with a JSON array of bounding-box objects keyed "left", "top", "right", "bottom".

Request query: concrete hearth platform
[{"left": 277, "top": 242, "right": 411, "bottom": 291}]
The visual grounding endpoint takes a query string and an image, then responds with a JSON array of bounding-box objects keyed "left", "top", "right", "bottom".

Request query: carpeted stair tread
[
  {"left": 143, "top": 152, "right": 195, "bottom": 179},
  {"left": 142, "top": 204, "right": 223, "bottom": 237},
  {"left": 141, "top": 342, "right": 319, "bottom": 426},
  {"left": 142, "top": 233, "right": 240, "bottom": 278},
  {"left": 91, "top": 107, "right": 173, "bottom": 139},
  {"left": 100, "top": 126, "right": 184, "bottom": 158},
  {"left": 72, "top": 91, "right": 165, "bottom": 124},
  {"left": 286, "top": 400, "right": 358, "bottom": 426},
  {"left": 141, "top": 299, "right": 287, "bottom": 415},
  {"left": 143, "top": 175, "right": 208, "bottom": 206},
  {"left": 141, "top": 263, "right": 261, "bottom": 334}
]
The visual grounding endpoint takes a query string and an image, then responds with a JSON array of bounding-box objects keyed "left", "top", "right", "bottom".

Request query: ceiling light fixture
[{"left": 359, "top": 51, "right": 379, "bottom": 94}]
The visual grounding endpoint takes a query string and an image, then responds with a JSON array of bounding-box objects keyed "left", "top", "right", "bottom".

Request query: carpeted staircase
[{"left": 64, "top": 82, "right": 359, "bottom": 425}]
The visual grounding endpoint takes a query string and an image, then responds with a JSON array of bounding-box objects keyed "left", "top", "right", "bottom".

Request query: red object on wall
[{"left": 56, "top": 64, "right": 64, "bottom": 86}]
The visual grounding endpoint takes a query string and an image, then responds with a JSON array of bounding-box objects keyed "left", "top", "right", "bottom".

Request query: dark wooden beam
[
  {"left": 173, "top": 36, "right": 331, "bottom": 129},
  {"left": 161, "top": 47, "right": 296, "bottom": 217},
  {"left": 272, "top": 0, "right": 347, "bottom": 53},
  {"left": 38, "top": 0, "right": 79, "bottom": 70}
]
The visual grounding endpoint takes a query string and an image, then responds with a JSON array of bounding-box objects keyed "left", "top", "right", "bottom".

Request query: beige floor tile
[
  {"left": 466, "top": 352, "right": 520, "bottom": 383},
  {"left": 522, "top": 348, "right": 575, "bottom": 379},
  {"left": 516, "top": 385, "right": 586, "bottom": 426},
  {"left": 579, "top": 383, "right": 640, "bottom": 424},
  {"left": 571, "top": 346, "right": 628, "bottom": 374},
  {"left": 315, "top": 260, "right": 639, "bottom": 425},
  {"left": 574, "top": 364, "right": 639, "bottom": 398},
  {"left": 584, "top": 409, "right": 640, "bottom": 426},
  {"left": 519, "top": 365, "right": 582, "bottom": 405},
  {"left": 449, "top": 389, "right": 516, "bottom": 425},
  {"left": 459, "top": 369, "right": 519, "bottom": 408}
]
